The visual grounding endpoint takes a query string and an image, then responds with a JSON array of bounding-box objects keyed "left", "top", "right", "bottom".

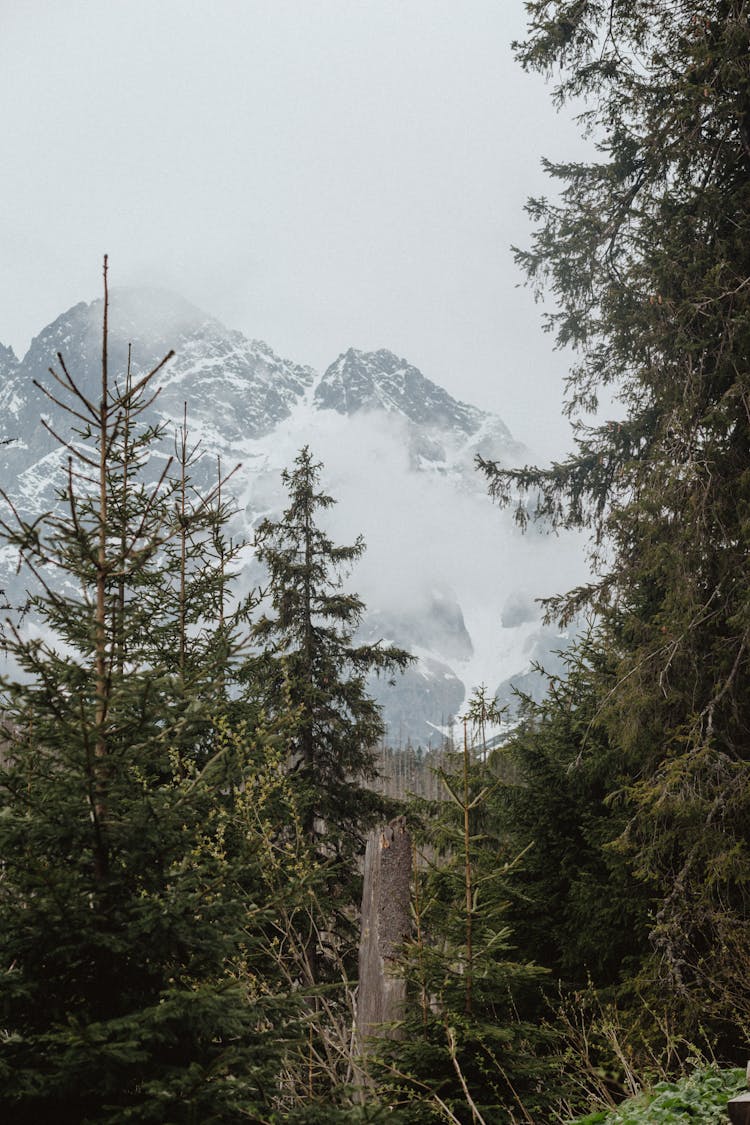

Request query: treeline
[{"left": 0, "top": 261, "right": 552, "bottom": 1122}]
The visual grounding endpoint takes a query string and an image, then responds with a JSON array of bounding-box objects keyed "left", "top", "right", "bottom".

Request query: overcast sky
[{"left": 1, "top": 1, "right": 590, "bottom": 459}]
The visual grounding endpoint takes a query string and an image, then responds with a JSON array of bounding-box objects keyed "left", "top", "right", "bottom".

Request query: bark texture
[{"left": 357, "top": 815, "right": 411, "bottom": 1053}]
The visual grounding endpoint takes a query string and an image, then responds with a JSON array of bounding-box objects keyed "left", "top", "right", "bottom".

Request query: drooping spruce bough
[{"left": 480, "top": 0, "right": 750, "bottom": 1048}]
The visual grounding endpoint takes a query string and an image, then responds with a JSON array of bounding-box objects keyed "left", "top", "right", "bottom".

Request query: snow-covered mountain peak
[
  {"left": 1, "top": 291, "right": 317, "bottom": 467},
  {"left": 315, "top": 347, "right": 477, "bottom": 430},
  {"left": 17, "top": 289, "right": 222, "bottom": 408},
  {"left": 314, "top": 346, "right": 523, "bottom": 473},
  {"left": 0, "top": 286, "right": 587, "bottom": 744},
  {"left": 0, "top": 343, "right": 18, "bottom": 370}
]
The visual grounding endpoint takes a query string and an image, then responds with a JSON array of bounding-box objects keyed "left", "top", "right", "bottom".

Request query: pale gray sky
[{"left": 1, "top": 0, "right": 588, "bottom": 458}]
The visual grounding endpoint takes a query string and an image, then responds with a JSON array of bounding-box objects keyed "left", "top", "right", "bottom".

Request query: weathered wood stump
[
  {"left": 729, "top": 1092, "right": 750, "bottom": 1123},
  {"left": 356, "top": 815, "right": 412, "bottom": 1076}
]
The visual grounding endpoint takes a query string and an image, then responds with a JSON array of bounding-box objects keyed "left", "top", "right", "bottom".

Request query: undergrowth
[{"left": 571, "top": 1068, "right": 746, "bottom": 1125}]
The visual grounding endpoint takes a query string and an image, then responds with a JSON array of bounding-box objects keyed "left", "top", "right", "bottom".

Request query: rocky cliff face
[
  {"left": 0, "top": 289, "right": 582, "bottom": 743},
  {"left": 316, "top": 347, "right": 499, "bottom": 433},
  {"left": 315, "top": 347, "right": 524, "bottom": 476},
  {"left": 0, "top": 290, "right": 316, "bottom": 494}
]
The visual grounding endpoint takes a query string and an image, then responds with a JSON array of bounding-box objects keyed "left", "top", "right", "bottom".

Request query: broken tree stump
[
  {"left": 356, "top": 815, "right": 412, "bottom": 1066},
  {"left": 729, "top": 1092, "right": 750, "bottom": 1124}
]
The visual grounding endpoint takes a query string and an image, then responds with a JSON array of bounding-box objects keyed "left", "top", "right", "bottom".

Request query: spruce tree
[
  {"left": 375, "top": 707, "right": 556, "bottom": 1125},
  {"left": 0, "top": 261, "right": 303, "bottom": 1123},
  {"left": 249, "top": 447, "right": 411, "bottom": 976},
  {"left": 497, "top": 638, "right": 651, "bottom": 991},
  {"left": 480, "top": 1, "right": 750, "bottom": 1043}
]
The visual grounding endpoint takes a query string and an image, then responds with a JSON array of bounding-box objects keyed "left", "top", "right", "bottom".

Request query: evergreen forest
[{"left": 2, "top": 2, "right": 750, "bottom": 1121}]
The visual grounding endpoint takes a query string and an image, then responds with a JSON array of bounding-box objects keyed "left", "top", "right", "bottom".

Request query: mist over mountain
[{"left": 0, "top": 289, "right": 586, "bottom": 743}]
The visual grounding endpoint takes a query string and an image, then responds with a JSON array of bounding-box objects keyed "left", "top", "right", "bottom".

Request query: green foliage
[
  {"left": 375, "top": 716, "right": 559, "bottom": 1124},
  {"left": 480, "top": 0, "right": 750, "bottom": 1044},
  {"left": 572, "top": 1067, "right": 747, "bottom": 1125},
  {"left": 496, "top": 636, "right": 651, "bottom": 988},
  {"left": 249, "top": 447, "right": 411, "bottom": 915},
  {"left": 0, "top": 271, "right": 306, "bottom": 1122}
]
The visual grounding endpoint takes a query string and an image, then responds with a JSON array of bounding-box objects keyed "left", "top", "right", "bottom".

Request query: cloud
[{"left": 238, "top": 404, "right": 588, "bottom": 688}]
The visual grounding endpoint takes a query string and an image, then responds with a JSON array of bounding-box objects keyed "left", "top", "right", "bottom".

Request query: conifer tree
[
  {"left": 480, "top": 1, "right": 750, "bottom": 1041},
  {"left": 251, "top": 446, "right": 412, "bottom": 853},
  {"left": 497, "top": 638, "right": 651, "bottom": 990},
  {"left": 249, "top": 446, "right": 411, "bottom": 976},
  {"left": 376, "top": 707, "right": 555, "bottom": 1124},
  {"left": 0, "top": 261, "right": 303, "bottom": 1123}
]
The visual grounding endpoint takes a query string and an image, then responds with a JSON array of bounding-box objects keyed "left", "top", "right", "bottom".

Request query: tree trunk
[{"left": 356, "top": 816, "right": 412, "bottom": 1086}]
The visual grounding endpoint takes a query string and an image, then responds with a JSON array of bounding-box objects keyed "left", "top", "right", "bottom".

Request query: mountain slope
[
  {"left": 0, "top": 290, "right": 585, "bottom": 743},
  {"left": 316, "top": 347, "right": 524, "bottom": 475},
  {"left": 316, "top": 347, "right": 504, "bottom": 434},
  {"left": 0, "top": 290, "right": 315, "bottom": 489}
]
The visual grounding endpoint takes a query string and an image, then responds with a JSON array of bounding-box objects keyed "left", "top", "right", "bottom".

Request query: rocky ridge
[{"left": 0, "top": 289, "right": 581, "bottom": 743}]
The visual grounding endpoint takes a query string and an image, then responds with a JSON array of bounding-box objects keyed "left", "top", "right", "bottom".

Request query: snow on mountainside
[
  {"left": 1, "top": 291, "right": 315, "bottom": 464},
  {"left": 0, "top": 344, "right": 18, "bottom": 375},
  {"left": 317, "top": 347, "right": 511, "bottom": 440},
  {"left": 0, "top": 289, "right": 586, "bottom": 744},
  {"left": 315, "top": 348, "right": 524, "bottom": 477}
]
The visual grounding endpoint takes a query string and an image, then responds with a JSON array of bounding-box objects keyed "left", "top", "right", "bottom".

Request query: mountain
[
  {"left": 315, "top": 348, "right": 524, "bottom": 482},
  {"left": 0, "top": 291, "right": 316, "bottom": 494},
  {"left": 0, "top": 344, "right": 18, "bottom": 377},
  {"left": 0, "top": 289, "right": 584, "bottom": 743}
]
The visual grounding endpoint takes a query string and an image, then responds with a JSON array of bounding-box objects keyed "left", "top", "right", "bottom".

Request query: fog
[
  {"left": 1, "top": 1, "right": 592, "bottom": 462},
  {"left": 240, "top": 402, "right": 587, "bottom": 690},
  {"left": 0, "top": 1, "right": 599, "bottom": 706}
]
